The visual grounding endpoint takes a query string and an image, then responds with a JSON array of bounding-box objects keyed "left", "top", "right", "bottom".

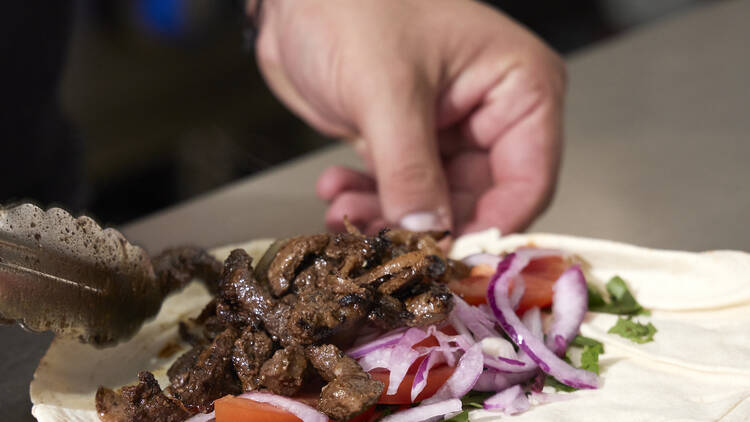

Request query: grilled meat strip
[
  {"left": 153, "top": 246, "right": 223, "bottom": 294},
  {"left": 166, "top": 328, "right": 242, "bottom": 413},
  {"left": 96, "top": 372, "right": 190, "bottom": 422},
  {"left": 98, "top": 229, "right": 459, "bottom": 422},
  {"left": 306, "top": 344, "right": 384, "bottom": 421},
  {"left": 259, "top": 345, "right": 309, "bottom": 396},
  {"left": 232, "top": 327, "right": 274, "bottom": 391}
]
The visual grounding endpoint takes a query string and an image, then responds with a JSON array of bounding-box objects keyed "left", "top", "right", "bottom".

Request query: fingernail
[{"left": 399, "top": 210, "right": 450, "bottom": 232}]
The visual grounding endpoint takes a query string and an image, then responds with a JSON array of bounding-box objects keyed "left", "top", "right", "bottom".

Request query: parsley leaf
[
  {"left": 571, "top": 335, "right": 603, "bottom": 348},
  {"left": 544, "top": 376, "right": 578, "bottom": 392},
  {"left": 543, "top": 336, "right": 604, "bottom": 392},
  {"left": 608, "top": 317, "right": 657, "bottom": 343},
  {"left": 580, "top": 342, "right": 605, "bottom": 374},
  {"left": 440, "top": 391, "right": 493, "bottom": 421},
  {"left": 460, "top": 391, "right": 493, "bottom": 408},
  {"left": 589, "top": 276, "right": 647, "bottom": 315},
  {"left": 587, "top": 285, "right": 607, "bottom": 309},
  {"left": 444, "top": 410, "right": 470, "bottom": 422}
]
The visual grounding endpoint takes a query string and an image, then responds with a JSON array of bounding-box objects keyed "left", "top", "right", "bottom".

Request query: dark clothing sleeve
[{"left": 0, "top": 2, "right": 86, "bottom": 211}]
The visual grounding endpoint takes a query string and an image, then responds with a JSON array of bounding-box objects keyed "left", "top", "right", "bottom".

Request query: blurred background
[{"left": 1, "top": 0, "right": 706, "bottom": 226}]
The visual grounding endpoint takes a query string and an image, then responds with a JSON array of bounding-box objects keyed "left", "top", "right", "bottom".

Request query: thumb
[{"left": 360, "top": 88, "right": 452, "bottom": 232}]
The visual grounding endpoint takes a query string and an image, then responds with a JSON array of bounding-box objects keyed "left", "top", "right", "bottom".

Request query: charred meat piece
[
  {"left": 167, "top": 328, "right": 241, "bottom": 413},
  {"left": 265, "top": 285, "right": 372, "bottom": 346},
  {"left": 403, "top": 283, "right": 454, "bottom": 326},
  {"left": 96, "top": 371, "right": 190, "bottom": 422},
  {"left": 320, "top": 377, "right": 384, "bottom": 421},
  {"left": 259, "top": 345, "right": 308, "bottom": 396},
  {"left": 153, "top": 246, "right": 223, "bottom": 294},
  {"left": 267, "top": 234, "right": 329, "bottom": 296},
  {"left": 216, "top": 249, "right": 274, "bottom": 329},
  {"left": 355, "top": 251, "right": 446, "bottom": 295},
  {"left": 382, "top": 228, "right": 449, "bottom": 259},
  {"left": 179, "top": 319, "right": 206, "bottom": 347},
  {"left": 178, "top": 300, "right": 224, "bottom": 346},
  {"left": 167, "top": 346, "right": 203, "bottom": 390},
  {"left": 289, "top": 256, "right": 334, "bottom": 292},
  {"left": 382, "top": 229, "right": 468, "bottom": 282},
  {"left": 367, "top": 293, "right": 410, "bottom": 330},
  {"left": 323, "top": 232, "right": 387, "bottom": 278},
  {"left": 261, "top": 301, "right": 296, "bottom": 346},
  {"left": 306, "top": 344, "right": 383, "bottom": 421},
  {"left": 292, "top": 255, "right": 368, "bottom": 297},
  {"left": 444, "top": 258, "right": 471, "bottom": 282},
  {"left": 232, "top": 327, "right": 274, "bottom": 391},
  {"left": 305, "top": 344, "right": 366, "bottom": 381}
]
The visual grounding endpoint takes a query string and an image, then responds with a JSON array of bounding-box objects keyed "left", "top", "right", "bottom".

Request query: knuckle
[
  {"left": 508, "top": 41, "right": 567, "bottom": 102},
  {"left": 387, "top": 160, "right": 441, "bottom": 194}
]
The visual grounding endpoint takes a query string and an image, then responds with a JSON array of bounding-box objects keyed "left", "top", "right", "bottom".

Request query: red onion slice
[
  {"left": 431, "top": 327, "right": 474, "bottom": 366},
  {"left": 236, "top": 392, "right": 328, "bottom": 422},
  {"left": 382, "top": 328, "right": 431, "bottom": 395},
  {"left": 516, "top": 306, "right": 543, "bottom": 366},
  {"left": 480, "top": 336, "right": 518, "bottom": 362},
  {"left": 450, "top": 295, "right": 501, "bottom": 341},
  {"left": 522, "top": 307, "right": 543, "bottom": 340},
  {"left": 483, "top": 385, "right": 530, "bottom": 414},
  {"left": 426, "top": 343, "right": 484, "bottom": 402},
  {"left": 411, "top": 350, "right": 445, "bottom": 401},
  {"left": 381, "top": 398, "right": 462, "bottom": 422},
  {"left": 510, "top": 275, "right": 526, "bottom": 310},
  {"left": 483, "top": 355, "right": 527, "bottom": 372},
  {"left": 348, "top": 327, "right": 408, "bottom": 358},
  {"left": 357, "top": 345, "right": 394, "bottom": 371},
  {"left": 487, "top": 253, "right": 599, "bottom": 389},
  {"left": 545, "top": 266, "right": 588, "bottom": 356},
  {"left": 461, "top": 252, "right": 502, "bottom": 268},
  {"left": 185, "top": 411, "right": 215, "bottom": 422},
  {"left": 473, "top": 369, "right": 536, "bottom": 392}
]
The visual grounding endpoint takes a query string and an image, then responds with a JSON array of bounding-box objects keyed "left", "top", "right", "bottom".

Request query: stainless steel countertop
[{"left": 3, "top": 1, "right": 749, "bottom": 419}]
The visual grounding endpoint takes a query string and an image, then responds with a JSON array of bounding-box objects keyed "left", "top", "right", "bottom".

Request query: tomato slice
[
  {"left": 345, "top": 405, "right": 387, "bottom": 422},
  {"left": 523, "top": 255, "right": 570, "bottom": 280},
  {"left": 447, "top": 255, "right": 568, "bottom": 313},
  {"left": 214, "top": 396, "right": 302, "bottom": 422},
  {"left": 215, "top": 396, "right": 388, "bottom": 422},
  {"left": 368, "top": 364, "right": 455, "bottom": 404}
]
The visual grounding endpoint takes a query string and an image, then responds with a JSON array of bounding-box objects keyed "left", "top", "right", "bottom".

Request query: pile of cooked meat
[{"left": 96, "top": 227, "right": 468, "bottom": 422}]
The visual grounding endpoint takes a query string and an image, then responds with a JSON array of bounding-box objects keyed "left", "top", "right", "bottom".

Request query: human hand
[{"left": 251, "top": 0, "right": 565, "bottom": 235}]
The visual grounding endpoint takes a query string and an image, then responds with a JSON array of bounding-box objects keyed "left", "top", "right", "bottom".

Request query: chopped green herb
[
  {"left": 570, "top": 336, "right": 604, "bottom": 374},
  {"left": 571, "top": 335, "right": 603, "bottom": 348},
  {"left": 541, "top": 336, "right": 604, "bottom": 394},
  {"left": 588, "top": 276, "right": 647, "bottom": 315},
  {"left": 587, "top": 285, "right": 607, "bottom": 309},
  {"left": 460, "top": 391, "right": 493, "bottom": 408},
  {"left": 444, "top": 410, "right": 470, "bottom": 422},
  {"left": 608, "top": 317, "right": 657, "bottom": 344},
  {"left": 440, "top": 391, "right": 494, "bottom": 421},
  {"left": 544, "top": 375, "right": 578, "bottom": 392},
  {"left": 579, "top": 342, "right": 605, "bottom": 374}
]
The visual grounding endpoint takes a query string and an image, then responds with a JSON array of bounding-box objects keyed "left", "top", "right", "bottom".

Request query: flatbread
[{"left": 31, "top": 231, "right": 750, "bottom": 421}]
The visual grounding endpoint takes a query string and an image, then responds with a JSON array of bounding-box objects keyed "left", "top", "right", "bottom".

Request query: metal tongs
[{"left": 0, "top": 203, "right": 170, "bottom": 346}]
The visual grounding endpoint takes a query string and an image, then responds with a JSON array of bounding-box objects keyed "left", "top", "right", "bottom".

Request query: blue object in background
[
  {"left": 136, "top": 0, "right": 186, "bottom": 39},
  {"left": 133, "top": 0, "right": 229, "bottom": 42}
]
